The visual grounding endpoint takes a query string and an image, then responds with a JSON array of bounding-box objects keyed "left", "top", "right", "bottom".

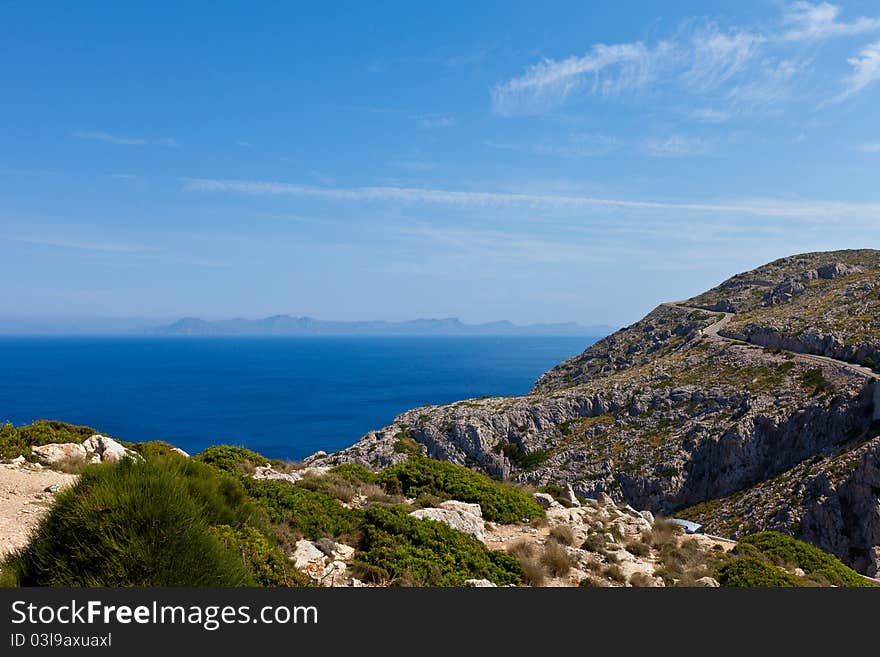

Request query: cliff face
[{"left": 317, "top": 249, "right": 880, "bottom": 573}]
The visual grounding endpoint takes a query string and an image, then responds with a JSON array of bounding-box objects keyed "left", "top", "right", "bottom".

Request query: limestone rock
[
  {"left": 31, "top": 443, "right": 87, "bottom": 466},
  {"left": 463, "top": 579, "right": 496, "bottom": 587},
  {"left": 533, "top": 492, "right": 561, "bottom": 510},
  {"left": 82, "top": 435, "right": 135, "bottom": 463},
  {"left": 439, "top": 500, "right": 483, "bottom": 518},
  {"left": 410, "top": 503, "right": 485, "bottom": 543},
  {"left": 252, "top": 465, "right": 302, "bottom": 484},
  {"left": 695, "top": 576, "right": 720, "bottom": 587}
]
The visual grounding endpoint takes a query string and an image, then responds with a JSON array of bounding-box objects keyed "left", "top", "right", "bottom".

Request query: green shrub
[
  {"left": 329, "top": 463, "right": 378, "bottom": 485},
  {"left": 353, "top": 505, "right": 521, "bottom": 586},
  {"left": 244, "top": 478, "right": 363, "bottom": 541},
  {"left": 715, "top": 557, "right": 800, "bottom": 587},
  {"left": 211, "top": 525, "right": 311, "bottom": 587},
  {"left": 738, "top": 532, "right": 873, "bottom": 587},
  {"left": 800, "top": 369, "right": 834, "bottom": 396},
  {"left": 377, "top": 456, "right": 543, "bottom": 523},
  {"left": 494, "top": 442, "right": 551, "bottom": 470},
  {"left": 196, "top": 445, "right": 269, "bottom": 474},
  {"left": 129, "top": 440, "right": 182, "bottom": 459},
  {"left": 3, "top": 459, "right": 253, "bottom": 586},
  {"left": 0, "top": 420, "right": 102, "bottom": 459}
]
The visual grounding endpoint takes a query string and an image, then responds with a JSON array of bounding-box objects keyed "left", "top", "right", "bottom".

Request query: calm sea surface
[{"left": 0, "top": 336, "right": 594, "bottom": 460}]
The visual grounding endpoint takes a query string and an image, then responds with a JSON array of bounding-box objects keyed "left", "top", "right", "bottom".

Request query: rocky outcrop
[
  {"left": 31, "top": 435, "right": 138, "bottom": 467},
  {"left": 31, "top": 443, "right": 87, "bottom": 466},
  {"left": 678, "top": 435, "right": 880, "bottom": 577},
  {"left": 410, "top": 500, "right": 486, "bottom": 543},
  {"left": 320, "top": 249, "right": 880, "bottom": 573}
]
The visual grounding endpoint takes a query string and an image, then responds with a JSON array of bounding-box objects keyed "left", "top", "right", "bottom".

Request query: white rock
[
  {"left": 171, "top": 447, "right": 190, "bottom": 457},
  {"left": 82, "top": 435, "right": 138, "bottom": 463},
  {"left": 10, "top": 455, "right": 26, "bottom": 466},
  {"left": 639, "top": 510, "right": 655, "bottom": 525},
  {"left": 252, "top": 465, "right": 302, "bottom": 484},
  {"left": 695, "top": 576, "right": 720, "bottom": 588},
  {"left": 565, "top": 485, "right": 581, "bottom": 507},
  {"left": 463, "top": 579, "right": 497, "bottom": 587},
  {"left": 291, "top": 539, "right": 326, "bottom": 570},
  {"left": 438, "top": 500, "right": 483, "bottom": 518},
  {"left": 793, "top": 568, "right": 806, "bottom": 578},
  {"left": 333, "top": 543, "right": 356, "bottom": 562},
  {"left": 597, "top": 492, "right": 616, "bottom": 508},
  {"left": 410, "top": 505, "right": 486, "bottom": 543},
  {"left": 533, "top": 492, "right": 561, "bottom": 510},
  {"left": 31, "top": 443, "right": 87, "bottom": 466}
]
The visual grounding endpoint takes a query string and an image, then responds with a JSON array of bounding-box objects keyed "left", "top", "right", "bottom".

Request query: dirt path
[{"left": 0, "top": 464, "right": 77, "bottom": 559}]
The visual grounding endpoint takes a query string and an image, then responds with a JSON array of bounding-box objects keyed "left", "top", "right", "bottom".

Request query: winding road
[{"left": 664, "top": 302, "right": 880, "bottom": 384}]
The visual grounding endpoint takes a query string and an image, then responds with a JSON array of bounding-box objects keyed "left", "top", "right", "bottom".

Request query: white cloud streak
[
  {"left": 491, "top": 42, "right": 671, "bottom": 115},
  {"left": 73, "top": 130, "right": 177, "bottom": 147},
  {"left": 782, "top": 2, "right": 880, "bottom": 41},
  {"left": 832, "top": 40, "right": 880, "bottom": 102},
  {"left": 491, "top": 5, "right": 880, "bottom": 115},
  {"left": 182, "top": 177, "right": 880, "bottom": 221}
]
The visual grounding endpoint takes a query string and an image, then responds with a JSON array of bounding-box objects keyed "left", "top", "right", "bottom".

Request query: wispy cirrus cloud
[
  {"left": 73, "top": 130, "right": 177, "bottom": 147},
  {"left": 491, "top": 41, "right": 670, "bottom": 116},
  {"left": 857, "top": 142, "right": 880, "bottom": 152},
  {"left": 831, "top": 40, "right": 880, "bottom": 102},
  {"left": 782, "top": 2, "right": 880, "bottom": 41},
  {"left": 182, "top": 177, "right": 880, "bottom": 221},
  {"left": 492, "top": 4, "right": 880, "bottom": 116},
  {"left": 681, "top": 26, "right": 764, "bottom": 93}
]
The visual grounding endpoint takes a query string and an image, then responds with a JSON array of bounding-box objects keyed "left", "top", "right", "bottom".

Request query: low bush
[
  {"left": 737, "top": 532, "right": 873, "bottom": 587},
  {"left": 197, "top": 445, "right": 269, "bottom": 474},
  {"left": 353, "top": 505, "right": 521, "bottom": 586},
  {"left": 715, "top": 557, "right": 800, "bottom": 587},
  {"left": 548, "top": 525, "right": 576, "bottom": 546},
  {"left": 0, "top": 419, "right": 102, "bottom": 459},
  {"left": 211, "top": 525, "right": 311, "bottom": 587},
  {"left": 3, "top": 459, "right": 253, "bottom": 586},
  {"left": 244, "top": 478, "right": 363, "bottom": 542},
  {"left": 377, "top": 456, "right": 543, "bottom": 523},
  {"left": 506, "top": 540, "right": 544, "bottom": 586},
  {"left": 328, "top": 463, "right": 378, "bottom": 485},
  {"left": 541, "top": 542, "right": 575, "bottom": 578}
]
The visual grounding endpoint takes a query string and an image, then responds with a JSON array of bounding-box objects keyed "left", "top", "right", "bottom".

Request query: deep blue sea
[{"left": 0, "top": 336, "right": 594, "bottom": 460}]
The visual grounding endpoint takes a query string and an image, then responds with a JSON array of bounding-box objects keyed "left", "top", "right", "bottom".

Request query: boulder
[
  {"left": 817, "top": 263, "right": 859, "bottom": 279},
  {"left": 252, "top": 465, "right": 302, "bottom": 484},
  {"left": 82, "top": 435, "right": 133, "bottom": 463},
  {"left": 597, "top": 492, "right": 616, "bottom": 508},
  {"left": 463, "top": 579, "right": 497, "bottom": 587},
  {"left": 410, "top": 504, "right": 486, "bottom": 543},
  {"left": 291, "top": 539, "right": 326, "bottom": 570},
  {"left": 438, "top": 500, "right": 483, "bottom": 518},
  {"left": 565, "top": 484, "right": 581, "bottom": 507},
  {"left": 10, "top": 455, "right": 26, "bottom": 467},
  {"left": 695, "top": 576, "right": 720, "bottom": 588},
  {"left": 532, "top": 492, "right": 560, "bottom": 510},
  {"left": 171, "top": 447, "right": 190, "bottom": 457},
  {"left": 639, "top": 510, "right": 655, "bottom": 525},
  {"left": 31, "top": 443, "right": 87, "bottom": 466}
]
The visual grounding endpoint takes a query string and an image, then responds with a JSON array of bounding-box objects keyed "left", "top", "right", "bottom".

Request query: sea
[{"left": 0, "top": 336, "right": 596, "bottom": 460}]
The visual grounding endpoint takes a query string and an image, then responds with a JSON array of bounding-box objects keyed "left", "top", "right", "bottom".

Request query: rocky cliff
[{"left": 314, "top": 250, "right": 880, "bottom": 574}]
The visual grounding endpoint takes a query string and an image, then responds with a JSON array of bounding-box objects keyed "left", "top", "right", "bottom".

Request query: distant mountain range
[{"left": 153, "top": 315, "right": 614, "bottom": 337}]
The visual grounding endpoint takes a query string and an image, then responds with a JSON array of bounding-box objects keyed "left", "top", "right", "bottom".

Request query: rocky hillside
[{"left": 316, "top": 250, "right": 880, "bottom": 575}]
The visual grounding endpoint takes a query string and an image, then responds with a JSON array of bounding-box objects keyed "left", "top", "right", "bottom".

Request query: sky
[{"left": 1, "top": 1, "right": 880, "bottom": 327}]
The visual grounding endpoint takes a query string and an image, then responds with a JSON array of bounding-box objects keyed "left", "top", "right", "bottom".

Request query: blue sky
[{"left": 2, "top": 1, "right": 880, "bottom": 327}]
